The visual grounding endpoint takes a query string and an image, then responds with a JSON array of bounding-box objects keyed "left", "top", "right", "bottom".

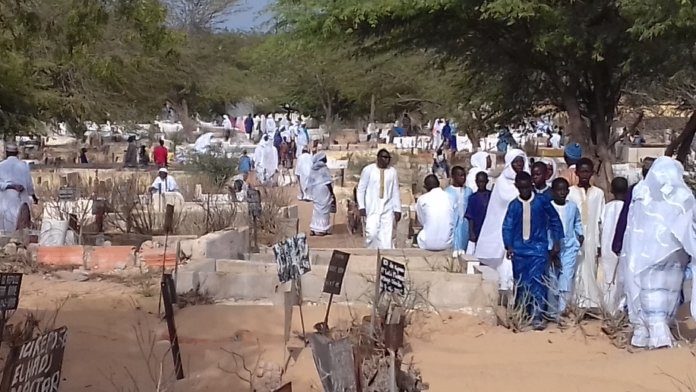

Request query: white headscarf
[
  {"left": 541, "top": 158, "right": 558, "bottom": 184},
  {"left": 466, "top": 151, "right": 490, "bottom": 190},
  {"left": 501, "top": 149, "right": 529, "bottom": 181},
  {"left": 306, "top": 152, "right": 332, "bottom": 191}
]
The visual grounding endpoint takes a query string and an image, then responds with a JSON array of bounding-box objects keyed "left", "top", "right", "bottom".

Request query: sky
[{"left": 223, "top": 0, "right": 274, "bottom": 32}]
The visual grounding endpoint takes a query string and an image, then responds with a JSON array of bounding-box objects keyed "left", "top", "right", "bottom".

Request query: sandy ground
[
  {"left": 6, "top": 275, "right": 696, "bottom": 392},
  {"left": 3, "top": 191, "right": 696, "bottom": 391}
]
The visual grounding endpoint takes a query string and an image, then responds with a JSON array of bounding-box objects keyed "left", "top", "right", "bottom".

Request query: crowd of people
[{"left": 352, "top": 144, "right": 696, "bottom": 349}]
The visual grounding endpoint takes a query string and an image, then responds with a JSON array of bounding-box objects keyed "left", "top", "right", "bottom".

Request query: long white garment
[
  {"left": 296, "top": 127, "right": 309, "bottom": 158},
  {"left": 568, "top": 185, "right": 605, "bottom": 308},
  {"left": 193, "top": 132, "right": 215, "bottom": 153},
  {"left": 254, "top": 139, "right": 279, "bottom": 184},
  {"left": 151, "top": 176, "right": 179, "bottom": 193},
  {"left": 265, "top": 117, "right": 277, "bottom": 136},
  {"left": 416, "top": 188, "right": 454, "bottom": 251},
  {"left": 0, "top": 156, "right": 34, "bottom": 233},
  {"left": 357, "top": 163, "right": 401, "bottom": 249},
  {"left": 466, "top": 151, "right": 489, "bottom": 190},
  {"left": 222, "top": 115, "right": 233, "bottom": 130},
  {"left": 549, "top": 133, "right": 561, "bottom": 148},
  {"left": 307, "top": 153, "right": 333, "bottom": 233},
  {"left": 295, "top": 152, "right": 313, "bottom": 199},
  {"left": 622, "top": 157, "right": 696, "bottom": 348},
  {"left": 474, "top": 149, "right": 528, "bottom": 290},
  {"left": 600, "top": 200, "right": 624, "bottom": 313}
]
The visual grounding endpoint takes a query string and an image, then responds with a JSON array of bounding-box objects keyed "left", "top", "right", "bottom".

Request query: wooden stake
[
  {"left": 323, "top": 293, "right": 334, "bottom": 329},
  {"left": 371, "top": 249, "right": 381, "bottom": 339}
]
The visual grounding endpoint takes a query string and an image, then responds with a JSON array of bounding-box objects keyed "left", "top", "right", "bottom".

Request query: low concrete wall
[{"left": 177, "top": 256, "right": 498, "bottom": 313}]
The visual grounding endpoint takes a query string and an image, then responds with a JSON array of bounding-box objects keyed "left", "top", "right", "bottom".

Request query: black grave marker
[
  {"left": 379, "top": 258, "right": 406, "bottom": 296},
  {"left": 1, "top": 327, "right": 68, "bottom": 392}
]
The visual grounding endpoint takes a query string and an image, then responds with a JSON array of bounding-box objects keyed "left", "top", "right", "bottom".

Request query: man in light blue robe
[
  {"left": 546, "top": 178, "right": 584, "bottom": 319},
  {"left": 503, "top": 172, "right": 563, "bottom": 329},
  {"left": 445, "top": 166, "right": 473, "bottom": 256}
]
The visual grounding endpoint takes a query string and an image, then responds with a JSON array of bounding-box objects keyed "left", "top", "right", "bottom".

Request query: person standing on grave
[
  {"left": 139, "top": 145, "right": 150, "bottom": 166},
  {"left": 466, "top": 172, "right": 492, "bottom": 255},
  {"left": 600, "top": 177, "right": 628, "bottom": 313},
  {"left": 79, "top": 147, "right": 89, "bottom": 164},
  {"left": 149, "top": 168, "right": 179, "bottom": 194},
  {"left": 546, "top": 177, "right": 584, "bottom": 320},
  {"left": 0, "top": 143, "right": 36, "bottom": 233},
  {"left": 475, "top": 149, "right": 529, "bottom": 298},
  {"left": 124, "top": 135, "right": 138, "bottom": 167},
  {"left": 307, "top": 152, "right": 336, "bottom": 236},
  {"left": 222, "top": 114, "right": 233, "bottom": 141},
  {"left": 417, "top": 174, "right": 454, "bottom": 251},
  {"left": 357, "top": 149, "right": 402, "bottom": 249},
  {"left": 244, "top": 113, "right": 254, "bottom": 140},
  {"left": 153, "top": 139, "right": 168, "bottom": 168},
  {"left": 568, "top": 157, "right": 605, "bottom": 309},
  {"left": 502, "top": 172, "right": 563, "bottom": 329},
  {"left": 446, "top": 166, "right": 473, "bottom": 256}
]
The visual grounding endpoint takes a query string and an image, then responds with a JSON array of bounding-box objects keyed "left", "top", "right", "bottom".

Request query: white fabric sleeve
[
  {"left": 357, "top": 166, "right": 369, "bottom": 210},
  {"left": 391, "top": 169, "right": 402, "bottom": 213}
]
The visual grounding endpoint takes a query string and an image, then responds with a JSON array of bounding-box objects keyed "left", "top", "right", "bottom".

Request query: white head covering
[
  {"left": 541, "top": 158, "right": 558, "bottom": 183},
  {"left": 502, "top": 149, "right": 529, "bottom": 180},
  {"left": 158, "top": 167, "right": 168, "bottom": 174},
  {"left": 466, "top": 151, "right": 490, "bottom": 190},
  {"left": 307, "top": 151, "right": 332, "bottom": 191}
]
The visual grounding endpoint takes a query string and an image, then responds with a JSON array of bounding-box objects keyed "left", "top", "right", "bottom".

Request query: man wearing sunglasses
[{"left": 356, "top": 149, "right": 402, "bottom": 249}]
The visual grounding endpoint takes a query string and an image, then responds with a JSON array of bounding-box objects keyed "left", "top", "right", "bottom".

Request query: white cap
[{"left": 158, "top": 167, "right": 168, "bottom": 173}]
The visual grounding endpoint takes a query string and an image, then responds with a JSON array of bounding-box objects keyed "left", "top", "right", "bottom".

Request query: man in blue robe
[
  {"left": 503, "top": 172, "right": 563, "bottom": 329},
  {"left": 445, "top": 166, "right": 473, "bottom": 256}
]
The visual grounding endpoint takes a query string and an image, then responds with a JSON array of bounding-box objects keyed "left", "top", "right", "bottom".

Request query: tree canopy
[{"left": 274, "top": 0, "right": 696, "bottom": 166}]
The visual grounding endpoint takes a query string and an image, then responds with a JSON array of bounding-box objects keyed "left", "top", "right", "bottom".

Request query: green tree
[{"left": 275, "top": 0, "right": 696, "bottom": 182}]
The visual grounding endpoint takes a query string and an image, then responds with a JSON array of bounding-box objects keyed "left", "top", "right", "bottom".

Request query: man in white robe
[
  {"left": 295, "top": 148, "right": 313, "bottom": 201},
  {"left": 475, "top": 149, "right": 528, "bottom": 293},
  {"left": 357, "top": 149, "right": 402, "bottom": 249},
  {"left": 568, "top": 158, "right": 605, "bottom": 309},
  {"left": 265, "top": 115, "right": 277, "bottom": 137},
  {"left": 149, "top": 168, "right": 179, "bottom": 193},
  {"left": 600, "top": 177, "right": 628, "bottom": 314},
  {"left": 222, "top": 114, "right": 233, "bottom": 140},
  {"left": 295, "top": 122, "right": 309, "bottom": 159},
  {"left": 623, "top": 157, "right": 696, "bottom": 348},
  {"left": 254, "top": 136, "right": 279, "bottom": 186},
  {"left": 549, "top": 131, "right": 562, "bottom": 149},
  {"left": 0, "top": 143, "right": 36, "bottom": 233},
  {"left": 416, "top": 175, "right": 454, "bottom": 251}
]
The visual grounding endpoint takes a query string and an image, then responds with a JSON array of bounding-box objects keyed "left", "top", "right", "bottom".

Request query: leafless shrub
[
  {"left": 493, "top": 283, "right": 534, "bottom": 333},
  {"left": 255, "top": 187, "right": 292, "bottom": 246}
]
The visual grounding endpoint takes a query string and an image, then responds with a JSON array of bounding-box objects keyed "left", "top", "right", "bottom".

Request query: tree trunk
[
  {"left": 562, "top": 90, "right": 615, "bottom": 195},
  {"left": 665, "top": 110, "right": 696, "bottom": 164},
  {"left": 369, "top": 94, "right": 376, "bottom": 124},
  {"left": 169, "top": 98, "right": 197, "bottom": 140}
]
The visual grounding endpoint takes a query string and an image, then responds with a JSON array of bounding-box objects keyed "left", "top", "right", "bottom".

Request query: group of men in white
[{"left": 353, "top": 143, "right": 696, "bottom": 349}]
